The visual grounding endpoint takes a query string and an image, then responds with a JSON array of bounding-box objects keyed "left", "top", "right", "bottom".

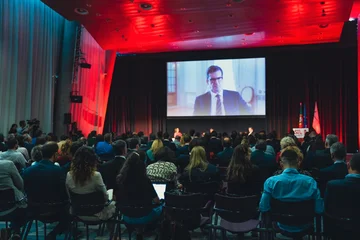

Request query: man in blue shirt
[
  {"left": 260, "top": 148, "right": 323, "bottom": 232},
  {"left": 95, "top": 133, "right": 114, "bottom": 158}
]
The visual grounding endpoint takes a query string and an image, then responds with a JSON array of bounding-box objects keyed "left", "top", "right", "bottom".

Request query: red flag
[
  {"left": 299, "top": 102, "right": 303, "bottom": 128},
  {"left": 312, "top": 102, "right": 321, "bottom": 134}
]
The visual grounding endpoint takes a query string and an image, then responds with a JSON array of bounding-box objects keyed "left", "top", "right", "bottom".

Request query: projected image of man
[{"left": 193, "top": 65, "right": 250, "bottom": 116}]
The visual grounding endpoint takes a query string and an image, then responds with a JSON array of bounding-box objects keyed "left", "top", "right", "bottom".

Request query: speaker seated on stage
[{"left": 95, "top": 133, "right": 114, "bottom": 160}]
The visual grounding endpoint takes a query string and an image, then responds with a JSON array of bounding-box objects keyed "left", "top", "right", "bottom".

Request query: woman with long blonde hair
[
  {"left": 146, "top": 139, "right": 163, "bottom": 164},
  {"left": 179, "top": 146, "right": 219, "bottom": 183}
]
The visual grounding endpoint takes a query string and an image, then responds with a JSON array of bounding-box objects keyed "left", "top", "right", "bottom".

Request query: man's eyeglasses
[{"left": 208, "top": 77, "right": 223, "bottom": 82}]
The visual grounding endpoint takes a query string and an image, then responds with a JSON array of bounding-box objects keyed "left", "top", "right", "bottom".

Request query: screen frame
[{"left": 166, "top": 57, "right": 266, "bottom": 118}]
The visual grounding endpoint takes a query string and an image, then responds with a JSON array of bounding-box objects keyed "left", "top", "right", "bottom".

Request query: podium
[{"left": 292, "top": 128, "right": 309, "bottom": 139}]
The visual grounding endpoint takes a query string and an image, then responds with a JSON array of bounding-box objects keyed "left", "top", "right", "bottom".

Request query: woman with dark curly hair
[
  {"left": 226, "top": 144, "right": 262, "bottom": 196},
  {"left": 66, "top": 146, "right": 115, "bottom": 220}
]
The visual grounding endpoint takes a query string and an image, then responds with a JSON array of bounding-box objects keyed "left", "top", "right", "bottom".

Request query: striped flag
[
  {"left": 299, "top": 102, "right": 303, "bottom": 128},
  {"left": 312, "top": 102, "right": 321, "bottom": 134}
]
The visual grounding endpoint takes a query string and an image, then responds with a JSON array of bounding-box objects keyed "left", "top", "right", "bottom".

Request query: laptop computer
[{"left": 153, "top": 184, "right": 166, "bottom": 200}]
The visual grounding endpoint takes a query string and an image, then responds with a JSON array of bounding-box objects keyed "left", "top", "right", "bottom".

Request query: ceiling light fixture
[
  {"left": 74, "top": 8, "right": 89, "bottom": 15},
  {"left": 139, "top": 3, "right": 152, "bottom": 10}
]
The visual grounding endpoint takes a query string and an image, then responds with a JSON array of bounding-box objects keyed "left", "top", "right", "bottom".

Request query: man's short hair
[
  {"left": 210, "top": 131, "right": 217, "bottom": 137},
  {"left": 104, "top": 133, "right": 112, "bottom": 143},
  {"left": 7, "top": 138, "right": 18, "bottom": 149},
  {"left": 112, "top": 140, "right": 127, "bottom": 155},
  {"left": 255, "top": 140, "right": 267, "bottom": 152},
  {"left": 330, "top": 142, "right": 346, "bottom": 160},
  {"left": 350, "top": 153, "right": 360, "bottom": 172},
  {"left": 129, "top": 138, "right": 140, "bottom": 149},
  {"left": 70, "top": 141, "right": 85, "bottom": 156},
  {"left": 149, "top": 133, "right": 156, "bottom": 141},
  {"left": 281, "top": 149, "right": 298, "bottom": 166},
  {"left": 31, "top": 145, "right": 43, "bottom": 162},
  {"left": 19, "top": 120, "right": 26, "bottom": 126},
  {"left": 206, "top": 65, "right": 223, "bottom": 79},
  {"left": 223, "top": 137, "right": 232, "bottom": 148},
  {"left": 326, "top": 134, "right": 338, "bottom": 147},
  {"left": 183, "top": 134, "right": 191, "bottom": 143},
  {"left": 42, "top": 142, "right": 59, "bottom": 159},
  {"left": 163, "top": 132, "right": 170, "bottom": 140}
]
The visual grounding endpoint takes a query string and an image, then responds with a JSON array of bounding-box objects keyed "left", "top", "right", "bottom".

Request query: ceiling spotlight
[
  {"left": 139, "top": 3, "right": 152, "bottom": 10},
  {"left": 349, "top": 17, "right": 356, "bottom": 21},
  {"left": 319, "top": 23, "right": 329, "bottom": 28},
  {"left": 74, "top": 8, "right": 89, "bottom": 15}
]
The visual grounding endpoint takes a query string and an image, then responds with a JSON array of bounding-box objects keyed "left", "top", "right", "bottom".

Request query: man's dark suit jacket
[
  {"left": 250, "top": 150, "right": 277, "bottom": 184},
  {"left": 98, "top": 156, "right": 126, "bottom": 190},
  {"left": 316, "top": 161, "right": 348, "bottom": 197},
  {"left": 162, "top": 140, "right": 177, "bottom": 152},
  {"left": 193, "top": 90, "right": 250, "bottom": 116},
  {"left": 176, "top": 145, "right": 189, "bottom": 157},
  {"left": 216, "top": 147, "right": 234, "bottom": 166},
  {"left": 22, "top": 159, "right": 68, "bottom": 203},
  {"left": 208, "top": 137, "right": 223, "bottom": 155},
  {"left": 325, "top": 176, "right": 360, "bottom": 218}
]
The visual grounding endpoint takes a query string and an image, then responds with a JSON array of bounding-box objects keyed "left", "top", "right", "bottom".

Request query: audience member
[
  {"left": 162, "top": 132, "right": 176, "bottom": 151},
  {"left": 226, "top": 144, "right": 261, "bottom": 196},
  {"left": 216, "top": 137, "right": 234, "bottom": 166},
  {"left": 16, "top": 120, "right": 27, "bottom": 135},
  {"left": 56, "top": 139, "right": 72, "bottom": 166},
  {"left": 128, "top": 138, "right": 140, "bottom": 154},
  {"left": 98, "top": 140, "right": 127, "bottom": 190},
  {"left": 259, "top": 148, "right": 323, "bottom": 232},
  {"left": 305, "top": 134, "right": 338, "bottom": 170},
  {"left": 250, "top": 140, "right": 277, "bottom": 178},
  {"left": 146, "top": 139, "right": 163, "bottom": 164},
  {"left": 22, "top": 142, "right": 69, "bottom": 239},
  {"left": 16, "top": 135, "right": 30, "bottom": 160},
  {"left": 173, "top": 135, "right": 181, "bottom": 148},
  {"left": 95, "top": 133, "right": 114, "bottom": 157},
  {"left": 66, "top": 146, "right": 115, "bottom": 220},
  {"left": 116, "top": 152, "right": 162, "bottom": 227},
  {"left": 0, "top": 138, "right": 27, "bottom": 171},
  {"left": 35, "top": 135, "right": 47, "bottom": 146},
  {"left": 208, "top": 131, "right": 223, "bottom": 155},
  {"left": 147, "top": 146, "right": 177, "bottom": 183},
  {"left": 0, "top": 133, "right": 7, "bottom": 152},
  {"left": 30, "top": 145, "right": 43, "bottom": 165},
  {"left": 273, "top": 146, "right": 311, "bottom": 177},
  {"left": 23, "top": 134, "right": 33, "bottom": 155},
  {"left": 8, "top": 124, "right": 17, "bottom": 135},
  {"left": 176, "top": 134, "right": 191, "bottom": 156}
]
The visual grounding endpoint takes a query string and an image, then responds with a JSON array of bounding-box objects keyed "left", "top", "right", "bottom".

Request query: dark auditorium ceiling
[{"left": 42, "top": 0, "right": 359, "bottom": 53}]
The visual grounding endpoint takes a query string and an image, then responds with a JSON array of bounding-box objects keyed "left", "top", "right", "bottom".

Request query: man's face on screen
[{"left": 207, "top": 70, "right": 223, "bottom": 94}]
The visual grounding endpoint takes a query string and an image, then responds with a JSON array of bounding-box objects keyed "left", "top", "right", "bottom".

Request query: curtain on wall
[
  {"left": 0, "top": 0, "right": 74, "bottom": 134},
  {"left": 70, "top": 27, "right": 116, "bottom": 136}
]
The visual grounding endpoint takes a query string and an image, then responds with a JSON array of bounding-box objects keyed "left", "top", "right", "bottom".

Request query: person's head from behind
[
  {"left": 7, "top": 138, "right": 18, "bottom": 150},
  {"left": 23, "top": 134, "right": 32, "bottom": 143},
  {"left": 174, "top": 128, "right": 180, "bottom": 133},
  {"left": 95, "top": 134, "right": 104, "bottom": 144},
  {"left": 60, "top": 139, "right": 72, "bottom": 156},
  {"left": 117, "top": 152, "right": 146, "bottom": 185},
  {"left": 16, "top": 135, "right": 25, "bottom": 147},
  {"left": 330, "top": 142, "right": 346, "bottom": 161},
  {"left": 36, "top": 136, "right": 47, "bottom": 146},
  {"left": 70, "top": 146, "right": 98, "bottom": 186},
  {"left": 206, "top": 65, "right": 223, "bottom": 94},
  {"left": 280, "top": 148, "right": 299, "bottom": 169},
  {"left": 280, "top": 136, "right": 296, "bottom": 150},
  {"left": 60, "top": 135, "right": 69, "bottom": 141},
  {"left": 150, "top": 139, "right": 163, "bottom": 155},
  {"left": 210, "top": 131, "right": 217, "bottom": 138},
  {"left": 175, "top": 135, "right": 181, "bottom": 142},
  {"left": 227, "top": 144, "right": 252, "bottom": 182},
  {"left": 325, "top": 134, "right": 338, "bottom": 149},
  {"left": 183, "top": 134, "right": 191, "bottom": 144},
  {"left": 163, "top": 132, "right": 170, "bottom": 140},
  {"left": 149, "top": 133, "right": 156, "bottom": 141},
  {"left": 128, "top": 138, "right": 139, "bottom": 150},
  {"left": 31, "top": 145, "right": 43, "bottom": 162},
  {"left": 9, "top": 124, "right": 17, "bottom": 132},
  {"left": 223, "top": 137, "right": 232, "bottom": 148},
  {"left": 104, "top": 133, "right": 112, "bottom": 144},
  {"left": 194, "top": 132, "right": 201, "bottom": 138},
  {"left": 187, "top": 146, "right": 207, "bottom": 176},
  {"left": 189, "top": 129, "right": 195, "bottom": 137},
  {"left": 19, "top": 120, "right": 26, "bottom": 128},
  {"left": 154, "top": 146, "right": 175, "bottom": 163},
  {"left": 112, "top": 140, "right": 127, "bottom": 156},
  {"left": 70, "top": 141, "right": 85, "bottom": 157},
  {"left": 189, "top": 138, "right": 204, "bottom": 152},
  {"left": 248, "top": 135, "right": 256, "bottom": 146},
  {"left": 157, "top": 131, "right": 163, "bottom": 139},
  {"left": 231, "top": 131, "right": 238, "bottom": 140},
  {"left": 349, "top": 153, "right": 360, "bottom": 174},
  {"left": 255, "top": 139, "right": 267, "bottom": 152},
  {"left": 42, "top": 141, "right": 59, "bottom": 161}
]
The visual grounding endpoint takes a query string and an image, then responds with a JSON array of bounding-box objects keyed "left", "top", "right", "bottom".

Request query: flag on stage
[
  {"left": 312, "top": 101, "right": 321, "bottom": 134},
  {"left": 299, "top": 102, "right": 303, "bottom": 128},
  {"left": 303, "top": 104, "right": 308, "bottom": 128}
]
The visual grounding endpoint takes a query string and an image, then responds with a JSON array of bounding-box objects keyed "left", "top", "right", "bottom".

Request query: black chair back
[
  {"left": 183, "top": 181, "right": 220, "bottom": 199},
  {"left": 117, "top": 205, "right": 155, "bottom": 218},
  {"left": 270, "top": 198, "right": 315, "bottom": 226},
  {"left": 214, "top": 194, "right": 259, "bottom": 223},
  {"left": 69, "top": 190, "right": 106, "bottom": 216},
  {"left": 0, "top": 189, "right": 16, "bottom": 212}
]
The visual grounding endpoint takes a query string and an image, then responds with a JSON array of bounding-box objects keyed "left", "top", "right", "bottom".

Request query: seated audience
[
  {"left": 259, "top": 148, "right": 323, "bottom": 232},
  {"left": 94, "top": 134, "right": 105, "bottom": 149},
  {"left": 266, "top": 132, "right": 280, "bottom": 154},
  {"left": 56, "top": 139, "right": 72, "bottom": 166},
  {"left": 324, "top": 153, "right": 360, "bottom": 239},
  {"left": 98, "top": 140, "right": 127, "bottom": 190},
  {"left": 0, "top": 160, "right": 27, "bottom": 239},
  {"left": 207, "top": 131, "right": 223, "bottom": 155},
  {"left": 273, "top": 146, "right": 311, "bottom": 176},
  {"left": 146, "top": 139, "right": 163, "bottom": 164},
  {"left": 147, "top": 133, "right": 156, "bottom": 149},
  {"left": 0, "top": 138, "right": 27, "bottom": 171},
  {"left": 176, "top": 134, "right": 191, "bottom": 156},
  {"left": 16, "top": 135, "right": 29, "bottom": 160},
  {"left": 22, "top": 142, "right": 69, "bottom": 239},
  {"left": 173, "top": 135, "right": 181, "bottom": 148},
  {"left": 32, "top": 130, "right": 43, "bottom": 145},
  {"left": 276, "top": 136, "right": 297, "bottom": 163},
  {"left": 95, "top": 133, "right": 114, "bottom": 157},
  {"left": 8, "top": 124, "right": 17, "bottom": 135},
  {"left": 178, "top": 146, "right": 220, "bottom": 184},
  {"left": 147, "top": 146, "right": 177, "bottom": 183},
  {"left": 23, "top": 134, "right": 34, "bottom": 155},
  {"left": 30, "top": 145, "right": 43, "bottom": 166},
  {"left": 162, "top": 132, "right": 176, "bottom": 151},
  {"left": 16, "top": 120, "right": 27, "bottom": 135},
  {"left": 0, "top": 133, "right": 7, "bottom": 152},
  {"left": 35, "top": 135, "right": 47, "bottom": 146},
  {"left": 116, "top": 151, "right": 162, "bottom": 226},
  {"left": 250, "top": 140, "right": 277, "bottom": 181},
  {"left": 66, "top": 146, "right": 115, "bottom": 220},
  {"left": 216, "top": 137, "right": 234, "bottom": 166},
  {"left": 226, "top": 144, "right": 261, "bottom": 196},
  {"left": 127, "top": 137, "right": 140, "bottom": 154},
  {"left": 251, "top": 134, "right": 275, "bottom": 156}
]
